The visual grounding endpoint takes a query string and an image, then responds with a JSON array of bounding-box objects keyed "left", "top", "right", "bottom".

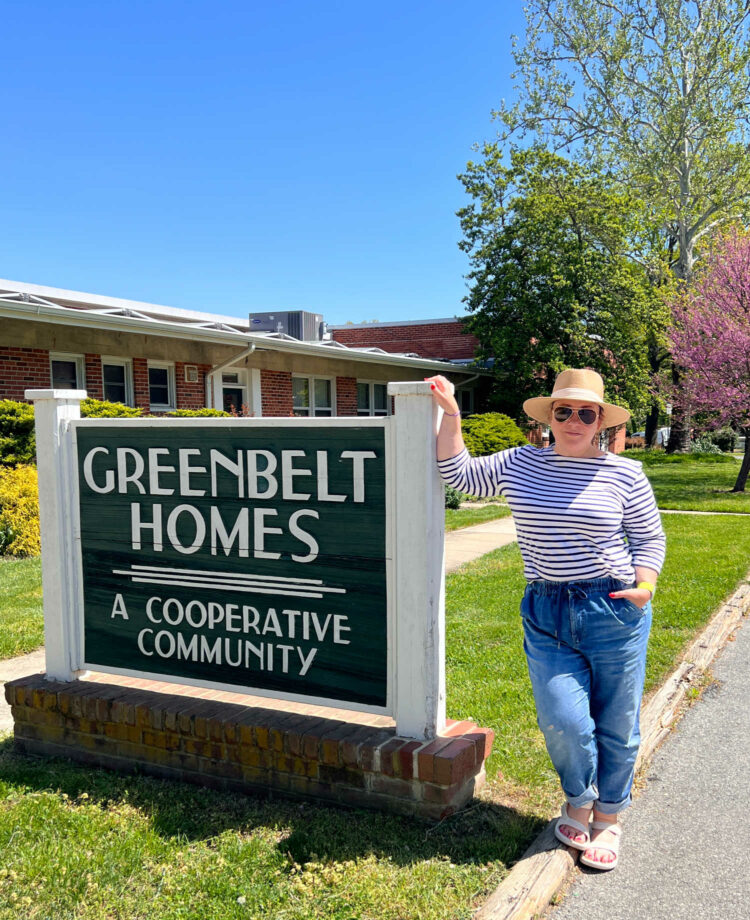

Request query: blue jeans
[{"left": 521, "top": 577, "right": 652, "bottom": 815}]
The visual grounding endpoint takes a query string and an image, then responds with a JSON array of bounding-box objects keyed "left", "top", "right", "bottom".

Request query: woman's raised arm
[{"left": 424, "top": 375, "right": 465, "bottom": 461}]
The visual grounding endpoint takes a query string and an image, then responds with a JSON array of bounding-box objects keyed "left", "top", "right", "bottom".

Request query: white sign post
[
  {"left": 25, "top": 389, "right": 86, "bottom": 682},
  {"left": 388, "top": 382, "right": 446, "bottom": 739}
]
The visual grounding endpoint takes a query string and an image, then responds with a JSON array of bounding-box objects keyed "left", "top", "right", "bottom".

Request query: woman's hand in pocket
[{"left": 609, "top": 588, "right": 651, "bottom": 610}]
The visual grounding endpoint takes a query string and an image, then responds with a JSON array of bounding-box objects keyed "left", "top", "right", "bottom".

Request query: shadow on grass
[{"left": 0, "top": 735, "right": 545, "bottom": 870}]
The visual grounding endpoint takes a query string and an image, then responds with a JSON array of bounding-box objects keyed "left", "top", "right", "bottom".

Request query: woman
[{"left": 428, "top": 368, "right": 665, "bottom": 871}]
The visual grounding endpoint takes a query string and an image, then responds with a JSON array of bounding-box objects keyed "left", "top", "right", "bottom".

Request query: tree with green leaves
[
  {"left": 495, "top": 0, "right": 750, "bottom": 449},
  {"left": 458, "top": 147, "right": 666, "bottom": 421}
]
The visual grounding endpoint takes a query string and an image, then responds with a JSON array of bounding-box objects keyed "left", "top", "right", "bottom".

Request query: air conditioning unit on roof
[{"left": 248, "top": 311, "right": 325, "bottom": 341}]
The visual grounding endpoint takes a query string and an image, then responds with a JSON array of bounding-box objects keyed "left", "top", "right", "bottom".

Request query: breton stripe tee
[{"left": 438, "top": 445, "right": 665, "bottom": 583}]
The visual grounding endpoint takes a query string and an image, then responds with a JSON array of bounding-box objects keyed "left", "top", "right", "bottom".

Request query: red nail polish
[
  {"left": 609, "top": 593, "right": 615, "bottom": 597},
  {"left": 430, "top": 384, "right": 435, "bottom": 390}
]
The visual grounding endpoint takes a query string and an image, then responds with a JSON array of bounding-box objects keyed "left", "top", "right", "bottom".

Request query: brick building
[
  {"left": 0, "top": 280, "right": 486, "bottom": 417},
  {"left": 330, "top": 318, "right": 480, "bottom": 362},
  {"left": 330, "top": 318, "right": 488, "bottom": 415}
]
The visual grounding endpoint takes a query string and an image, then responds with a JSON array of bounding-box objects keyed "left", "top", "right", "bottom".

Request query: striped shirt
[{"left": 439, "top": 445, "right": 665, "bottom": 583}]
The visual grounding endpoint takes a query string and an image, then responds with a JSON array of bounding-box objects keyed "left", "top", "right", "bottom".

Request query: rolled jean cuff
[
  {"left": 595, "top": 794, "right": 631, "bottom": 815},
  {"left": 566, "top": 784, "right": 598, "bottom": 810}
]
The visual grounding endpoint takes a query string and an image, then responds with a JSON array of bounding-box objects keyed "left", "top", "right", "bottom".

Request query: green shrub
[
  {"left": 0, "top": 400, "right": 36, "bottom": 466},
  {"left": 444, "top": 485, "right": 464, "bottom": 509},
  {"left": 0, "top": 465, "right": 40, "bottom": 556},
  {"left": 461, "top": 412, "right": 528, "bottom": 457},
  {"left": 707, "top": 427, "right": 738, "bottom": 453},
  {"left": 690, "top": 434, "right": 723, "bottom": 455},
  {"left": 80, "top": 398, "right": 143, "bottom": 418},
  {"left": 166, "top": 408, "right": 231, "bottom": 417}
]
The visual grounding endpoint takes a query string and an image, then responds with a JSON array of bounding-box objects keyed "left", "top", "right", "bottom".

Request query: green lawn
[
  {"left": 445, "top": 502, "right": 512, "bottom": 531},
  {"left": 623, "top": 451, "right": 750, "bottom": 513},
  {"left": 0, "top": 763, "right": 506, "bottom": 920},
  {"left": 1, "top": 513, "right": 749, "bottom": 919},
  {"left": 0, "top": 557, "right": 43, "bottom": 659}
]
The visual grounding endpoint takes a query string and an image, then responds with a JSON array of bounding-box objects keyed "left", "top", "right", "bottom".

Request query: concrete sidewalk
[
  {"left": 0, "top": 517, "right": 519, "bottom": 733},
  {"left": 445, "top": 515, "right": 517, "bottom": 572},
  {"left": 0, "top": 648, "right": 45, "bottom": 732}
]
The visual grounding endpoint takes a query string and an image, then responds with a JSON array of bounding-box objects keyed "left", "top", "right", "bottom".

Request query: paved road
[{"left": 550, "top": 614, "right": 750, "bottom": 920}]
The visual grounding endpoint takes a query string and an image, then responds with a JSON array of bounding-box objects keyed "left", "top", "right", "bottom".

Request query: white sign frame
[{"left": 27, "top": 384, "right": 446, "bottom": 739}]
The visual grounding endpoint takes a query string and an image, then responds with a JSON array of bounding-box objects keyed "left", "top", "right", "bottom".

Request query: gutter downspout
[{"left": 206, "top": 343, "right": 256, "bottom": 409}]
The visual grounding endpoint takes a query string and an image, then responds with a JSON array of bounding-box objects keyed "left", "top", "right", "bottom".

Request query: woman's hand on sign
[{"left": 424, "top": 376, "right": 460, "bottom": 416}]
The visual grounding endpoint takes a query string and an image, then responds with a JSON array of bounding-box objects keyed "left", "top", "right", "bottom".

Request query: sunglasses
[{"left": 552, "top": 406, "right": 599, "bottom": 425}]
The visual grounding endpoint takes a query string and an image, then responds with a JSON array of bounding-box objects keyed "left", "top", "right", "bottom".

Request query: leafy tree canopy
[
  {"left": 499, "top": 0, "right": 750, "bottom": 282},
  {"left": 458, "top": 147, "right": 668, "bottom": 420}
]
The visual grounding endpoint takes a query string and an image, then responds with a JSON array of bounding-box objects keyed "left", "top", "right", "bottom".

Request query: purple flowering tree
[{"left": 668, "top": 229, "right": 750, "bottom": 493}]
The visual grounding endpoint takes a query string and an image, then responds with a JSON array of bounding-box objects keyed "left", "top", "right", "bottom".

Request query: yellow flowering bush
[{"left": 0, "top": 464, "right": 40, "bottom": 556}]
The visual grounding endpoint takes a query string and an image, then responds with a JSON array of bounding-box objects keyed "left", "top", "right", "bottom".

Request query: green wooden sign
[{"left": 75, "top": 422, "right": 387, "bottom": 707}]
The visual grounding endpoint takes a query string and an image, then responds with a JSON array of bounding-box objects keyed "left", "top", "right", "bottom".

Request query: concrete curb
[{"left": 474, "top": 576, "right": 750, "bottom": 920}]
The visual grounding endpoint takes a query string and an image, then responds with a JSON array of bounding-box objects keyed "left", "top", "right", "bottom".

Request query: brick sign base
[{"left": 5, "top": 675, "right": 494, "bottom": 821}]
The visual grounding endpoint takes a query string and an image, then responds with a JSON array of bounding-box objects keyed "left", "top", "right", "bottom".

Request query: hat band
[{"left": 549, "top": 387, "right": 604, "bottom": 405}]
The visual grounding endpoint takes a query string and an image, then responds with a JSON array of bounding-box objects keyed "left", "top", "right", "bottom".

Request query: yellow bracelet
[{"left": 637, "top": 581, "right": 656, "bottom": 597}]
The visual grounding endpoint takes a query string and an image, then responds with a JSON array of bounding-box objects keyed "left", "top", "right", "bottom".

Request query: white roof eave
[
  {"left": 246, "top": 332, "right": 487, "bottom": 374},
  {"left": 1, "top": 298, "right": 487, "bottom": 376},
  {"left": 0, "top": 298, "right": 250, "bottom": 347}
]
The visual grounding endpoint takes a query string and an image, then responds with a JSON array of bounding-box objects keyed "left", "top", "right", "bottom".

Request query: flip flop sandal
[
  {"left": 554, "top": 803, "right": 591, "bottom": 851},
  {"left": 579, "top": 820, "right": 622, "bottom": 870}
]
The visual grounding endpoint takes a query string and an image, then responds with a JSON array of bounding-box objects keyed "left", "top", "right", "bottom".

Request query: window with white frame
[
  {"left": 221, "top": 370, "right": 248, "bottom": 414},
  {"left": 292, "top": 376, "right": 334, "bottom": 416},
  {"left": 456, "top": 388, "right": 474, "bottom": 415},
  {"left": 357, "top": 381, "right": 390, "bottom": 416},
  {"left": 101, "top": 357, "right": 134, "bottom": 406},
  {"left": 148, "top": 362, "right": 176, "bottom": 411},
  {"left": 50, "top": 353, "right": 85, "bottom": 390}
]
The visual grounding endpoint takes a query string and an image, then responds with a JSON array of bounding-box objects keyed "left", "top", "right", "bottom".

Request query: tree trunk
[
  {"left": 666, "top": 366, "right": 690, "bottom": 453},
  {"left": 666, "top": 224, "right": 694, "bottom": 454},
  {"left": 644, "top": 402, "right": 660, "bottom": 449},
  {"left": 731, "top": 428, "right": 750, "bottom": 493}
]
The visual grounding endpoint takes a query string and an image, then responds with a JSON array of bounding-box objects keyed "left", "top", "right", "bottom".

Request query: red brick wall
[
  {"left": 608, "top": 426, "right": 626, "bottom": 453},
  {"left": 336, "top": 376, "right": 357, "bottom": 416},
  {"left": 0, "top": 347, "right": 51, "bottom": 400},
  {"left": 260, "top": 369, "right": 293, "bottom": 416},
  {"left": 175, "top": 362, "right": 210, "bottom": 410},
  {"left": 526, "top": 424, "right": 547, "bottom": 448},
  {"left": 85, "top": 354, "right": 103, "bottom": 400},
  {"left": 7, "top": 673, "right": 494, "bottom": 822},
  {"left": 331, "top": 321, "right": 480, "bottom": 361},
  {"left": 0, "top": 349, "right": 216, "bottom": 412},
  {"left": 133, "top": 358, "right": 150, "bottom": 412}
]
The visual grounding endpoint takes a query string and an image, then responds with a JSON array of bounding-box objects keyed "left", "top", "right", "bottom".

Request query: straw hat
[{"left": 522, "top": 368, "right": 630, "bottom": 428}]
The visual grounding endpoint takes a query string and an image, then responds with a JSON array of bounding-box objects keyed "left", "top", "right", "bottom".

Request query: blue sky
[{"left": 2, "top": 1, "right": 527, "bottom": 325}]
